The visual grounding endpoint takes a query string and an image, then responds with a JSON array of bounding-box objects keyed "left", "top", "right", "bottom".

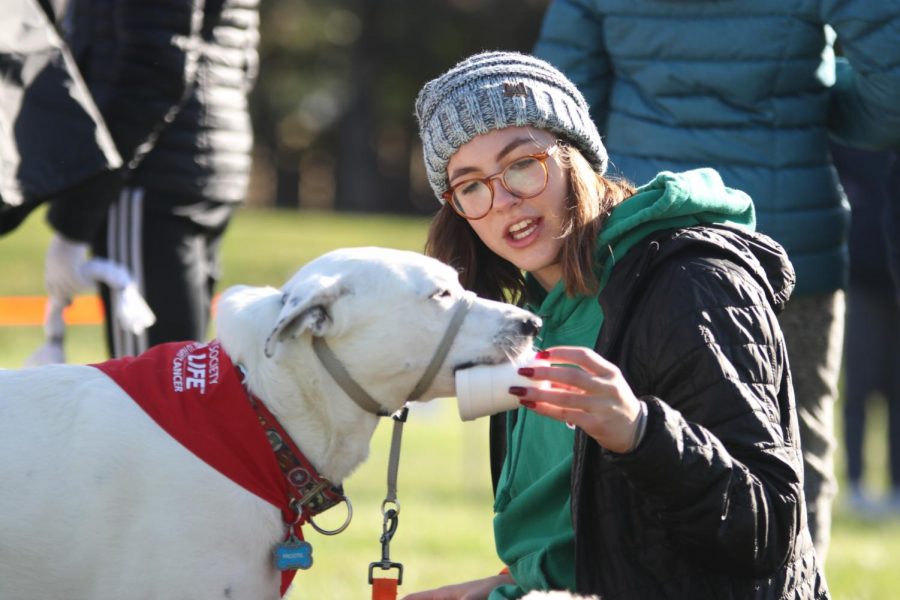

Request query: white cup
[{"left": 455, "top": 356, "right": 550, "bottom": 421}]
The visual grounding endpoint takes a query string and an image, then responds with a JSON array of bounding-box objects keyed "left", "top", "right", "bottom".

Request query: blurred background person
[
  {"left": 534, "top": 0, "right": 900, "bottom": 560},
  {"left": 833, "top": 145, "right": 900, "bottom": 516},
  {"left": 0, "top": 0, "right": 120, "bottom": 236},
  {"left": 44, "top": 0, "right": 260, "bottom": 357}
]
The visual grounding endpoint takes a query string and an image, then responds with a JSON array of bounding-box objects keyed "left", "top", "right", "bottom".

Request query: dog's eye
[{"left": 432, "top": 289, "right": 453, "bottom": 300}]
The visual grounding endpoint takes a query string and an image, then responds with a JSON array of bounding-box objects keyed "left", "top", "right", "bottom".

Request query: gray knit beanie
[{"left": 415, "top": 51, "right": 608, "bottom": 203}]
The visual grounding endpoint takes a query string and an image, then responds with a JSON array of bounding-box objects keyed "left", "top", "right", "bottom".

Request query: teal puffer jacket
[{"left": 535, "top": 0, "right": 900, "bottom": 295}]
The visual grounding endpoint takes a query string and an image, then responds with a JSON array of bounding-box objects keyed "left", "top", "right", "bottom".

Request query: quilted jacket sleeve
[
  {"left": 823, "top": 0, "right": 900, "bottom": 149},
  {"left": 534, "top": 0, "right": 612, "bottom": 135},
  {"left": 607, "top": 253, "right": 804, "bottom": 577},
  {"left": 95, "top": 0, "right": 206, "bottom": 170}
]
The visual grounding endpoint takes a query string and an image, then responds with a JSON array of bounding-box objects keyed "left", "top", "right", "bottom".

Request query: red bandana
[{"left": 92, "top": 340, "right": 298, "bottom": 595}]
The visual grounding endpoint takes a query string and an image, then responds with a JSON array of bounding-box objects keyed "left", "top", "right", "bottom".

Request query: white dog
[{"left": 0, "top": 247, "right": 540, "bottom": 600}]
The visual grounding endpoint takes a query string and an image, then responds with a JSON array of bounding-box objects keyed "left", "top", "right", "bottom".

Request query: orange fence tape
[
  {"left": 0, "top": 295, "right": 105, "bottom": 326},
  {"left": 0, "top": 294, "right": 220, "bottom": 326}
]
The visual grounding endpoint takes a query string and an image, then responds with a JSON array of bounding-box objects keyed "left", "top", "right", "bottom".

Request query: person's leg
[
  {"left": 198, "top": 214, "right": 229, "bottom": 338},
  {"left": 844, "top": 285, "right": 891, "bottom": 513},
  {"left": 91, "top": 186, "right": 149, "bottom": 358},
  {"left": 843, "top": 286, "right": 872, "bottom": 500},
  {"left": 94, "top": 186, "right": 219, "bottom": 356},
  {"left": 139, "top": 206, "right": 216, "bottom": 349},
  {"left": 885, "top": 295, "right": 900, "bottom": 504},
  {"left": 778, "top": 291, "right": 845, "bottom": 561}
]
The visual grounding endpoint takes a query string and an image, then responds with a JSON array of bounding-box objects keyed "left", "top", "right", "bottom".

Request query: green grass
[{"left": 2, "top": 207, "right": 900, "bottom": 598}]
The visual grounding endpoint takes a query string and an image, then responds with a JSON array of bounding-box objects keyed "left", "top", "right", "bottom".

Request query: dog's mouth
[
  {"left": 452, "top": 323, "right": 538, "bottom": 374},
  {"left": 453, "top": 351, "right": 530, "bottom": 374},
  {"left": 453, "top": 359, "right": 497, "bottom": 374}
]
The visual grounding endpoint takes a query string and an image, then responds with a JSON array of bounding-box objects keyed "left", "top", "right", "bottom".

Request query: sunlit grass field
[{"left": 2, "top": 207, "right": 900, "bottom": 599}]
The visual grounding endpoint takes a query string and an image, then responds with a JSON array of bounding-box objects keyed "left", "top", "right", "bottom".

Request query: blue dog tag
[{"left": 274, "top": 537, "right": 313, "bottom": 571}]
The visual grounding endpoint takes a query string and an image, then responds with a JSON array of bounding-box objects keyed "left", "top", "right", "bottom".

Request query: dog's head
[{"left": 256, "top": 247, "right": 540, "bottom": 414}]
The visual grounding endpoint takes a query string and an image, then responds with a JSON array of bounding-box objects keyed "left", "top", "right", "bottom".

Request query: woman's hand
[
  {"left": 513, "top": 346, "right": 644, "bottom": 453},
  {"left": 400, "top": 573, "right": 514, "bottom": 600}
]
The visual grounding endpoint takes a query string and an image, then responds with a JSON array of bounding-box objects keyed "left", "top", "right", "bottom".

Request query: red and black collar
[{"left": 239, "top": 370, "right": 347, "bottom": 525}]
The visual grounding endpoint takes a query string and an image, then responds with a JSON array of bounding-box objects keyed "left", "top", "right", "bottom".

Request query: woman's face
[{"left": 446, "top": 126, "right": 568, "bottom": 291}]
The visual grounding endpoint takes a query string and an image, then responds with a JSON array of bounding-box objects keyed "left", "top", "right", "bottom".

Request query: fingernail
[
  {"left": 517, "top": 367, "right": 534, "bottom": 377},
  {"left": 520, "top": 399, "right": 536, "bottom": 409},
  {"left": 508, "top": 386, "right": 527, "bottom": 396},
  {"left": 536, "top": 350, "right": 550, "bottom": 359}
]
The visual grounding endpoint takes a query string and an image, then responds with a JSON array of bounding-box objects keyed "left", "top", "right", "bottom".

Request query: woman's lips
[{"left": 506, "top": 217, "right": 541, "bottom": 247}]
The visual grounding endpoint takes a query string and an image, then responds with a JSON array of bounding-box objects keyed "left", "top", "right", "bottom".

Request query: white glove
[
  {"left": 112, "top": 283, "right": 156, "bottom": 334},
  {"left": 44, "top": 233, "right": 92, "bottom": 301},
  {"left": 28, "top": 258, "right": 157, "bottom": 367},
  {"left": 79, "top": 259, "right": 157, "bottom": 335}
]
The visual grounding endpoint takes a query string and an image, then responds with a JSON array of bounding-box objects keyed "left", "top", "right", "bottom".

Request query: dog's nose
[{"left": 519, "top": 316, "right": 541, "bottom": 337}]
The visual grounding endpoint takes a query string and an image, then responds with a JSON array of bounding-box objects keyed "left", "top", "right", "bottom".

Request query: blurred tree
[{"left": 250, "top": 0, "right": 549, "bottom": 212}]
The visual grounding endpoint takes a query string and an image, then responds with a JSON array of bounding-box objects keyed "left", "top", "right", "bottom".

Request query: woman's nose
[{"left": 490, "top": 179, "right": 521, "bottom": 211}]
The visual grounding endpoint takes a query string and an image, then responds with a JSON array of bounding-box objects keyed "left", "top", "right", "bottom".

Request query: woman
[{"left": 405, "top": 52, "right": 828, "bottom": 599}]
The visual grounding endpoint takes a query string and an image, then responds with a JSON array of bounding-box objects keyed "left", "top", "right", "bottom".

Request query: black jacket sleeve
[
  {"left": 1, "top": 0, "right": 121, "bottom": 237},
  {"left": 607, "top": 253, "right": 804, "bottom": 578},
  {"left": 95, "top": 0, "right": 206, "bottom": 169}
]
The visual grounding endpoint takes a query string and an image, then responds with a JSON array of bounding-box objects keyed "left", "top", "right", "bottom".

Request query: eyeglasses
[{"left": 442, "top": 144, "right": 559, "bottom": 220}]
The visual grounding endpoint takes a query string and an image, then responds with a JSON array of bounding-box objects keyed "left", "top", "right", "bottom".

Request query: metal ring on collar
[{"left": 308, "top": 496, "right": 353, "bottom": 536}]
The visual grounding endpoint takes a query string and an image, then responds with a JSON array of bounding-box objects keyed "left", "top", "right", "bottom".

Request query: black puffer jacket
[
  {"left": 491, "top": 225, "right": 829, "bottom": 599},
  {"left": 48, "top": 0, "right": 258, "bottom": 240},
  {"left": 0, "top": 0, "right": 120, "bottom": 234}
]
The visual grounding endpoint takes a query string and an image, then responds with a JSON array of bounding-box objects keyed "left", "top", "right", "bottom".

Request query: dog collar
[
  {"left": 237, "top": 365, "right": 352, "bottom": 534},
  {"left": 311, "top": 292, "right": 475, "bottom": 417}
]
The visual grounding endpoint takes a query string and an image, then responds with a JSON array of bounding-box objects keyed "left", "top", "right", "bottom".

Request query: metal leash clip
[{"left": 368, "top": 506, "right": 403, "bottom": 585}]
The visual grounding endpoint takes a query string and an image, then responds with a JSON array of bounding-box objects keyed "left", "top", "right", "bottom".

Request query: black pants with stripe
[{"left": 91, "top": 187, "right": 232, "bottom": 358}]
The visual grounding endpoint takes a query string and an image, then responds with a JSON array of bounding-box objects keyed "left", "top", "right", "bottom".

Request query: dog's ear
[{"left": 263, "top": 276, "right": 347, "bottom": 358}]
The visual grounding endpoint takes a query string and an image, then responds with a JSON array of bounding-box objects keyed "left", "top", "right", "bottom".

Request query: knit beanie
[{"left": 415, "top": 51, "right": 608, "bottom": 203}]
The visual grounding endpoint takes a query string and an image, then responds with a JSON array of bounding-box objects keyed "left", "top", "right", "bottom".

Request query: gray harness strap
[
  {"left": 407, "top": 292, "right": 474, "bottom": 402},
  {"left": 312, "top": 337, "right": 389, "bottom": 417},
  {"left": 312, "top": 292, "right": 475, "bottom": 514},
  {"left": 384, "top": 409, "right": 407, "bottom": 509},
  {"left": 311, "top": 292, "right": 475, "bottom": 417}
]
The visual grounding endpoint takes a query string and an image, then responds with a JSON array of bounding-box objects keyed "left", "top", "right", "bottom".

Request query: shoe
[
  {"left": 887, "top": 488, "right": 900, "bottom": 514},
  {"left": 848, "top": 485, "right": 887, "bottom": 517}
]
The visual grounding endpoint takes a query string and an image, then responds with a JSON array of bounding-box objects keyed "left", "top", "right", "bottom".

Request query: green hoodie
[{"left": 489, "top": 169, "right": 754, "bottom": 599}]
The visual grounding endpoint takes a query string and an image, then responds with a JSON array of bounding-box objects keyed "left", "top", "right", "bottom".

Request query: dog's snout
[{"left": 519, "top": 316, "right": 541, "bottom": 337}]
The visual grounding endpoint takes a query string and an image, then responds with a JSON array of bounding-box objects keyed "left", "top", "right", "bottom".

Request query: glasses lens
[
  {"left": 451, "top": 180, "right": 492, "bottom": 218},
  {"left": 503, "top": 156, "right": 547, "bottom": 198}
]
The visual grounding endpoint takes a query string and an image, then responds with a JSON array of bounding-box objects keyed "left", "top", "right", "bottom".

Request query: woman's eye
[
  {"left": 508, "top": 156, "right": 538, "bottom": 172},
  {"left": 458, "top": 181, "right": 481, "bottom": 196}
]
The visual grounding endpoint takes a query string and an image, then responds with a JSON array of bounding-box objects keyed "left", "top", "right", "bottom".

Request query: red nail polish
[
  {"left": 508, "top": 386, "right": 527, "bottom": 396},
  {"left": 535, "top": 350, "right": 550, "bottom": 359},
  {"left": 520, "top": 400, "right": 536, "bottom": 409},
  {"left": 517, "top": 367, "right": 534, "bottom": 377}
]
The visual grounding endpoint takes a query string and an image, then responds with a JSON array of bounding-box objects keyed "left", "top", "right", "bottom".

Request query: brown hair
[{"left": 425, "top": 144, "right": 635, "bottom": 303}]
